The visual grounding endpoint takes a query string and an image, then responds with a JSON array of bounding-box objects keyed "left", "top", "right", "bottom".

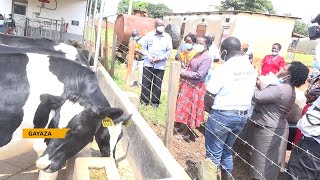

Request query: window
[
  {"left": 71, "top": 20, "right": 79, "bottom": 26},
  {"left": 13, "top": 4, "right": 27, "bottom": 15},
  {"left": 180, "top": 22, "right": 186, "bottom": 37}
]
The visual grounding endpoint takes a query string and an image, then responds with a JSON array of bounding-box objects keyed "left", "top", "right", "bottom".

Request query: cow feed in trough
[{"left": 89, "top": 168, "right": 108, "bottom": 180}]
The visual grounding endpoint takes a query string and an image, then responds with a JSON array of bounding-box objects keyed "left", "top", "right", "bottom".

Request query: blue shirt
[{"left": 141, "top": 31, "right": 172, "bottom": 70}]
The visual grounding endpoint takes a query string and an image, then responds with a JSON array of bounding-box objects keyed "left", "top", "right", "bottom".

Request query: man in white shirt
[{"left": 204, "top": 37, "right": 257, "bottom": 179}]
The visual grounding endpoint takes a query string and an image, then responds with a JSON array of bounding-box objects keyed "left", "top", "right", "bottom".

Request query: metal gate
[{"left": 15, "top": 17, "right": 66, "bottom": 42}]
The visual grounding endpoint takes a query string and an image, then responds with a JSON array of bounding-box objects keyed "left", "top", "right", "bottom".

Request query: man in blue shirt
[{"left": 140, "top": 19, "right": 172, "bottom": 108}]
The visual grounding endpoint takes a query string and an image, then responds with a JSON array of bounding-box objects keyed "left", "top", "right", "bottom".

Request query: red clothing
[
  {"left": 175, "top": 56, "right": 208, "bottom": 127},
  {"left": 175, "top": 81, "right": 206, "bottom": 127},
  {"left": 293, "top": 103, "right": 312, "bottom": 145},
  {"left": 261, "top": 55, "right": 286, "bottom": 76}
]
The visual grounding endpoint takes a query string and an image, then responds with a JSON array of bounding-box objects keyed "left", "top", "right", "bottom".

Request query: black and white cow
[
  {"left": 0, "top": 43, "right": 126, "bottom": 161},
  {"left": 0, "top": 33, "right": 90, "bottom": 66},
  {"left": 0, "top": 53, "right": 131, "bottom": 179}
]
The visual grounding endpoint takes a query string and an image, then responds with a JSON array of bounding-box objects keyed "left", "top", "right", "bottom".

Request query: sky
[{"left": 141, "top": 0, "right": 320, "bottom": 23}]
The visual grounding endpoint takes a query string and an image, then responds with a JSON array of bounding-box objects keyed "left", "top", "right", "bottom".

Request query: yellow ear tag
[
  {"left": 124, "top": 120, "right": 132, "bottom": 127},
  {"left": 102, "top": 117, "right": 114, "bottom": 127}
]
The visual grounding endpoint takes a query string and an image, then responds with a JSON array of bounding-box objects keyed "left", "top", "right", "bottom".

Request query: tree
[
  {"left": 217, "top": 0, "right": 276, "bottom": 14},
  {"left": 117, "top": 0, "right": 172, "bottom": 18},
  {"left": 147, "top": 3, "right": 173, "bottom": 18},
  {"left": 118, "top": 0, "right": 149, "bottom": 14},
  {"left": 293, "top": 20, "right": 308, "bottom": 36}
]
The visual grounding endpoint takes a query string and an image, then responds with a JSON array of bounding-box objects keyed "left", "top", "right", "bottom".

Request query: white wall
[
  {"left": 27, "top": 0, "right": 86, "bottom": 35},
  {"left": 0, "top": 0, "right": 13, "bottom": 18}
]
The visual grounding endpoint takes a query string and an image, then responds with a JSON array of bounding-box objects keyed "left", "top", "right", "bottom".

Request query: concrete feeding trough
[
  {"left": 74, "top": 157, "right": 120, "bottom": 180},
  {"left": 85, "top": 63, "right": 190, "bottom": 180}
]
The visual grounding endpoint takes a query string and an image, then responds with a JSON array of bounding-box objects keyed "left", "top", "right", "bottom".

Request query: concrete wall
[
  {"left": 164, "top": 13, "right": 236, "bottom": 47},
  {"left": 27, "top": 0, "right": 86, "bottom": 37},
  {"left": 233, "top": 13, "right": 296, "bottom": 65},
  {"left": 164, "top": 12, "right": 296, "bottom": 64},
  {"left": 0, "top": 0, "right": 13, "bottom": 18},
  {"left": 96, "top": 65, "right": 190, "bottom": 180}
]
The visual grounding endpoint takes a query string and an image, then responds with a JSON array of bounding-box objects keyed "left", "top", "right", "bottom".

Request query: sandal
[
  {"left": 181, "top": 134, "right": 190, "bottom": 140},
  {"left": 174, "top": 127, "right": 181, "bottom": 132}
]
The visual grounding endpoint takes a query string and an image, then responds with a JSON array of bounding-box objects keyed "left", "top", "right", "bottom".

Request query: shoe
[
  {"left": 221, "top": 169, "right": 233, "bottom": 180},
  {"left": 152, "top": 103, "right": 159, "bottom": 109},
  {"left": 141, "top": 101, "right": 148, "bottom": 106},
  {"left": 181, "top": 134, "right": 190, "bottom": 140}
]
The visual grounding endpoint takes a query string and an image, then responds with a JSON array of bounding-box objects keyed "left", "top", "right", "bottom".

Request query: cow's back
[{"left": 0, "top": 53, "right": 30, "bottom": 147}]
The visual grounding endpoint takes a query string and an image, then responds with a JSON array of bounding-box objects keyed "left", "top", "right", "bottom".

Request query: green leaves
[
  {"left": 293, "top": 20, "right": 308, "bottom": 36},
  {"left": 117, "top": 0, "right": 173, "bottom": 18},
  {"left": 218, "top": 0, "right": 276, "bottom": 14}
]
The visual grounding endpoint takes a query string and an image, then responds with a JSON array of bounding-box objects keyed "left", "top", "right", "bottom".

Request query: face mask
[
  {"left": 0, "top": 20, "right": 4, "bottom": 25},
  {"left": 220, "top": 49, "right": 227, "bottom": 61},
  {"left": 194, "top": 44, "right": 205, "bottom": 53},
  {"left": 279, "top": 75, "right": 290, "bottom": 83},
  {"left": 183, "top": 43, "right": 193, "bottom": 50},
  {"left": 156, "top": 26, "right": 165, "bottom": 33},
  {"left": 271, "top": 51, "right": 278, "bottom": 56},
  {"left": 132, "top": 36, "right": 139, "bottom": 41}
]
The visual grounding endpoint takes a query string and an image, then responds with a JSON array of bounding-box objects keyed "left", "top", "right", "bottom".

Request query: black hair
[
  {"left": 288, "top": 61, "right": 309, "bottom": 87},
  {"left": 197, "top": 36, "right": 210, "bottom": 50},
  {"left": 184, "top": 34, "right": 196, "bottom": 44},
  {"left": 273, "top": 43, "right": 282, "bottom": 50},
  {"left": 206, "top": 35, "right": 213, "bottom": 47}
]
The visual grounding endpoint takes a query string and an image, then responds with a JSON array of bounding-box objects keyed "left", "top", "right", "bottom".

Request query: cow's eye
[{"left": 73, "top": 126, "right": 83, "bottom": 134}]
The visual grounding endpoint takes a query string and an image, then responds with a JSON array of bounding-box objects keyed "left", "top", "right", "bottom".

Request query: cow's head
[{"left": 35, "top": 94, "right": 131, "bottom": 173}]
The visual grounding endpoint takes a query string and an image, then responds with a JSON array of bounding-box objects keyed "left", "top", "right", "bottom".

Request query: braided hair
[{"left": 287, "top": 61, "right": 309, "bottom": 87}]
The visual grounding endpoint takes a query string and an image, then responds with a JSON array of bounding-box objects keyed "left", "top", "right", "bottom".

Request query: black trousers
[
  {"left": 286, "top": 136, "right": 320, "bottom": 180},
  {"left": 140, "top": 66, "right": 165, "bottom": 105}
]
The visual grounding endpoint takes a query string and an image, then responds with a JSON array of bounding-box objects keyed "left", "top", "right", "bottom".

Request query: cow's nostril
[{"left": 36, "top": 154, "right": 52, "bottom": 170}]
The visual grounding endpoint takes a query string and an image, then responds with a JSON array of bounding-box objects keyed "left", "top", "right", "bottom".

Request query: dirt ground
[{"left": 147, "top": 121, "right": 292, "bottom": 180}]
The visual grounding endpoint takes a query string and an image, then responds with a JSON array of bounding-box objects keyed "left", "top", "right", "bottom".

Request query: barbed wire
[
  {"left": 109, "top": 47, "right": 315, "bottom": 180},
  {"left": 175, "top": 90, "right": 265, "bottom": 179},
  {"left": 176, "top": 91, "right": 295, "bottom": 179},
  {"left": 178, "top": 78, "right": 320, "bottom": 162}
]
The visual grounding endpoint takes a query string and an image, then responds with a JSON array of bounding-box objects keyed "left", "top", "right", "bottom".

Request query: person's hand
[
  {"left": 180, "top": 68, "right": 186, "bottom": 76},
  {"left": 152, "top": 57, "right": 160, "bottom": 63},
  {"left": 256, "top": 77, "right": 262, "bottom": 90}
]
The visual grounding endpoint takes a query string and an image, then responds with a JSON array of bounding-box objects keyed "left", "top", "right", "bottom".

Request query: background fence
[
  {"left": 82, "top": 17, "right": 319, "bottom": 179},
  {"left": 15, "top": 17, "right": 65, "bottom": 42}
]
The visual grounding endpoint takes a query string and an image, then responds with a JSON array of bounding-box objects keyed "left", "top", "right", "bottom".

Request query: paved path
[{"left": 0, "top": 150, "right": 66, "bottom": 180}]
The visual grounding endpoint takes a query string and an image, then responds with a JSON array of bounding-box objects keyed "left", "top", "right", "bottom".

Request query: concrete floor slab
[
  {"left": 6, "top": 165, "right": 38, "bottom": 180},
  {"left": 0, "top": 161, "right": 22, "bottom": 180},
  {"left": 2, "top": 151, "right": 38, "bottom": 169}
]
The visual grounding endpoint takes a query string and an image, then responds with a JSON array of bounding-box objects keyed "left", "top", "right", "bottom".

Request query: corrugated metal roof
[{"left": 165, "top": 10, "right": 301, "bottom": 20}]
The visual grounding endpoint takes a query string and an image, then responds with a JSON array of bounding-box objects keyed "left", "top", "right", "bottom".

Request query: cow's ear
[
  {"left": 97, "top": 107, "right": 124, "bottom": 123},
  {"left": 40, "top": 94, "right": 65, "bottom": 110}
]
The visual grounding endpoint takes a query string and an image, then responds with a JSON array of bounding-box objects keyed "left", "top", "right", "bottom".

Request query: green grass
[
  {"left": 86, "top": 26, "right": 114, "bottom": 47},
  {"left": 113, "top": 61, "right": 172, "bottom": 126},
  {"left": 285, "top": 53, "right": 314, "bottom": 67}
]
